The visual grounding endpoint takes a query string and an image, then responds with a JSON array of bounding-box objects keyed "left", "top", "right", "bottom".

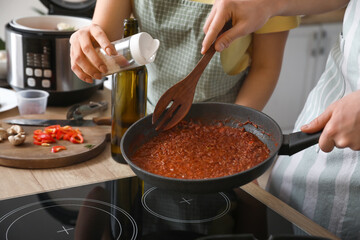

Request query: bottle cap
[{"left": 130, "top": 32, "right": 160, "bottom": 65}]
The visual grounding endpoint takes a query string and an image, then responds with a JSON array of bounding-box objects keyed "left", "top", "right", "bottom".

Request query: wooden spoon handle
[
  {"left": 92, "top": 117, "right": 112, "bottom": 125},
  {"left": 185, "top": 44, "right": 217, "bottom": 86},
  {"left": 185, "top": 20, "right": 232, "bottom": 86}
]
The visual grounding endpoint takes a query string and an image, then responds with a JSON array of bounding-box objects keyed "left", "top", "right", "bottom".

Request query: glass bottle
[{"left": 111, "top": 18, "right": 148, "bottom": 163}]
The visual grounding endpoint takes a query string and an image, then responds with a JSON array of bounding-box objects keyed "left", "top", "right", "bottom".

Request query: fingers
[
  {"left": 89, "top": 25, "right": 117, "bottom": 56},
  {"left": 70, "top": 24, "right": 114, "bottom": 82},
  {"left": 301, "top": 94, "right": 360, "bottom": 152},
  {"left": 320, "top": 118, "right": 360, "bottom": 152},
  {"left": 214, "top": 26, "right": 242, "bottom": 52},
  {"left": 201, "top": 0, "right": 265, "bottom": 54},
  {"left": 70, "top": 36, "right": 94, "bottom": 83},
  {"left": 318, "top": 133, "right": 336, "bottom": 153},
  {"left": 318, "top": 118, "right": 349, "bottom": 153},
  {"left": 79, "top": 25, "right": 110, "bottom": 73},
  {"left": 202, "top": 17, "right": 227, "bottom": 54},
  {"left": 203, "top": 4, "right": 216, "bottom": 35},
  {"left": 300, "top": 107, "right": 334, "bottom": 152},
  {"left": 70, "top": 55, "right": 94, "bottom": 84},
  {"left": 202, "top": 2, "right": 229, "bottom": 54},
  {"left": 301, "top": 108, "right": 332, "bottom": 133},
  {"left": 301, "top": 113, "right": 337, "bottom": 153},
  {"left": 78, "top": 35, "right": 107, "bottom": 75}
]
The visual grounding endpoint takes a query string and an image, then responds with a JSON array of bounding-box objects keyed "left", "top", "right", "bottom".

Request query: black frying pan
[{"left": 120, "top": 103, "right": 320, "bottom": 193}]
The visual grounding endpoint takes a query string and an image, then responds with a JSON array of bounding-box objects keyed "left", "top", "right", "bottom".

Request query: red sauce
[{"left": 131, "top": 120, "right": 270, "bottom": 179}]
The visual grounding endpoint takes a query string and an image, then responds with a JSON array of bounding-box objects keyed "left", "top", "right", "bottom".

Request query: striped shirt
[{"left": 267, "top": 1, "right": 360, "bottom": 238}]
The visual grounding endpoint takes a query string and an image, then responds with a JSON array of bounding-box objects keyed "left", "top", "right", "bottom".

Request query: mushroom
[
  {"left": 8, "top": 133, "right": 26, "bottom": 146},
  {"left": 0, "top": 127, "right": 7, "bottom": 142},
  {"left": 7, "top": 125, "right": 25, "bottom": 136}
]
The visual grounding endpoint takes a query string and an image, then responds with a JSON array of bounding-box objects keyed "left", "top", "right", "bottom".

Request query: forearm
[
  {"left": 235, "top": 31, "right": 288, "bottom": 111},
  {"left": 92, "top": 0, "right": 132, "bottom": 41},
  {"left": 235, "top": 67, "right": 279, "bottom": 111},
  {"left": 270, "top": 0, "right": 349, "bottom": 16}
]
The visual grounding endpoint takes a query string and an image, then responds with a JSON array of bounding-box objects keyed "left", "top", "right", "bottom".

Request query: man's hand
[{"left": 301, "top": 90, "right": 360, "bottom": 152}]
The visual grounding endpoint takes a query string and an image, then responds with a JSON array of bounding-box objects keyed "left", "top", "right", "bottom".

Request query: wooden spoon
[{"left": 152, "top": 21, "right": 232, "bottom": 131}]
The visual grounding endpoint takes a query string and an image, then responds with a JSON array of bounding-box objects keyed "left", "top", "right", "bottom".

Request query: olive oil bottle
[{"left": 111, "top": 18, "right": 148, "bottom": 163}]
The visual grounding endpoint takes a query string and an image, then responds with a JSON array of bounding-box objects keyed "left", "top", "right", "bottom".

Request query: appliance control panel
[{"left": 22, "top": 37, "right": 56, "bottom": 90}]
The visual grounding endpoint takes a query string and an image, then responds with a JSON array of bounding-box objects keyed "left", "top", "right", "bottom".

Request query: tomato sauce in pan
[{"left": 131, "top": 120, "right": 270, "bottom": 179}]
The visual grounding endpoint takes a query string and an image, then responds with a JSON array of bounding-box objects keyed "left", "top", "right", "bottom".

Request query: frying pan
[{"left": 120, "top": 103, "right": 321, "bottom": 193}]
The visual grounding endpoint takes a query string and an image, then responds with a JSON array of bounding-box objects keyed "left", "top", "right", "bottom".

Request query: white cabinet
[{"left": 263, "top": 23, "right": 342, "bottom": 133}]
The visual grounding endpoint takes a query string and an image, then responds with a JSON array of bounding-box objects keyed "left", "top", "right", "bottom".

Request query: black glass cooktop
[{"left": 0, "top": 176, "right": 329, "bottom": 240}]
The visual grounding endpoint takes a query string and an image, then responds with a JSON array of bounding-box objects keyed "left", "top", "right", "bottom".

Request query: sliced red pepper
[
  {"left": 33, "top": 135, "right": 41, "bottom": 140},
  {"left": 51, "top": 145, "right": 67, "bottom": 153},
  {"left": 40, "top": 139, "right": 56, "bottom": 143},
  {"left": 63, "top": 132, "right": 75, "bottom": 141},
  {"left": 70, "top": 133, "right": 84, "bottom": 144},
  {"left": 73, "top": 128, "right": 82, "bottom": 134},
  {"left": 44, "top": 125, "right": 60, "bottom": 134},
  {"left": 33, "top": 129, "right": 44, "bottom": 135},
  {"left": 33, "top": 125, "right": 85, "bottom": 148},
  {"left": 33, "top": 139, "right": 43, "bottom": 145},
  {"left": 39, "top": 133, "right": 56, "bottom": 143},
  {"left": 56, "top": 130, "right": 65, "bottom": 140}
]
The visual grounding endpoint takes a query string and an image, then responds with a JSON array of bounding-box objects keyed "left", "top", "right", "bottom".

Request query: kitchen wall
[{"left": 0, "top": 0, "right": 46, "bottom": 41}]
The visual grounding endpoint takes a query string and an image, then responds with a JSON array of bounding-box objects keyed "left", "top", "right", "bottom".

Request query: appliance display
[
  {"left": 22, "top": 37, "right": 55, "bottom": 90},
  {"left": 0, "top": 176, "right": 331, "bottom": 240}
]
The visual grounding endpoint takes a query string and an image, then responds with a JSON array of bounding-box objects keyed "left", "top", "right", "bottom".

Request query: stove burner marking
[
  {"left": 141, "top": 187, "right": 231, "bottom": 223},
  {"left": 0, "top": 198, "right": 138, "bottom": 240},
  {"left": 57, "top": 226, "right": 74, "bottom": 235},
  {"left": 179, "top": 198, "right": 193, "bottom": 205},
  {"left": 6, "top": 204, "right": 120, "bottom": 239}
]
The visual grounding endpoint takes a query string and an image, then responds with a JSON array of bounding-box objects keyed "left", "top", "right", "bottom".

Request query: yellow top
[{"left": 192, "top": 0, "right": 300, "bottom": 75}]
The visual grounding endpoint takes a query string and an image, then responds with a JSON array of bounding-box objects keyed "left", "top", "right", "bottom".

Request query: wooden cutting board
[{"left": 0, "top": 121, "right": 110, "bottom": 169}]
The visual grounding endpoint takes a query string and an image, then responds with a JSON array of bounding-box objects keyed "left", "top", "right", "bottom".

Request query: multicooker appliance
[{"left": 5, "top": 0, "right": 103, "bottom": 106}]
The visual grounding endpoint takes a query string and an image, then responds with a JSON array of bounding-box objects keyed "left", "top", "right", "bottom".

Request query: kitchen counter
[
  {"left": 0, "top": 86, "right": 136, "bottom": 201},
  {"left": 0, "top": 87, "right": 339, "bottom": 239}
]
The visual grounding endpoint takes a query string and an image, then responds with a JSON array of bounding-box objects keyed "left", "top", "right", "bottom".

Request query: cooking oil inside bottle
[
  {"left": 111, "top": 18, "right": 148, "bottom": 163},
  {"left": 111, "top": 67, "right": 147, "bottom": 162}
]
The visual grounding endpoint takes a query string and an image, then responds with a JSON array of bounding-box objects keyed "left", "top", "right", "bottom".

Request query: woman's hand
[
  {"left": 201, "top": 0, "right": 349, "bottom": 54},
  {"left": 69, "top": 24, "right": 116, "bottom": 83},
  {"left": 201, "top": 0, "right": 272, "bottom": 54},
  {"left": 301, "top": 90, "right": 360, "bottom": 152}
]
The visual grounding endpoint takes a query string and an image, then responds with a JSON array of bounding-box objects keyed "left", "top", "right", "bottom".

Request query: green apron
[{"left": 133, "top": 0, "right": 247, "bottom": 113}]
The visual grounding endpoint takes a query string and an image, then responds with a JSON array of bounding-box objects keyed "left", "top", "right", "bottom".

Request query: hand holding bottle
[
  {"left": 69, "top": 23, "right": 117, "bottom": 83},
  {"left": 70, "top": 23, "right": 159, "bottom": 83}
]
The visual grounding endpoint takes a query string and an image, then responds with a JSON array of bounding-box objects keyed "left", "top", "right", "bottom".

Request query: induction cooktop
[{"left": 0, "top": 176, "right": 330, "bottom": 240}]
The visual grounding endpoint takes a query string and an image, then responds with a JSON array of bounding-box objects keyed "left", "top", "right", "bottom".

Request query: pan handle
[{"left": 278, "top": 131, "right": 322, "bottom": 156}]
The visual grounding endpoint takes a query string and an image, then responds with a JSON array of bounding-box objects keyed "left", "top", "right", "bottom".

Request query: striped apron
[{"left": 267, "top": 1, "right": 360, "bottom": 239}]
